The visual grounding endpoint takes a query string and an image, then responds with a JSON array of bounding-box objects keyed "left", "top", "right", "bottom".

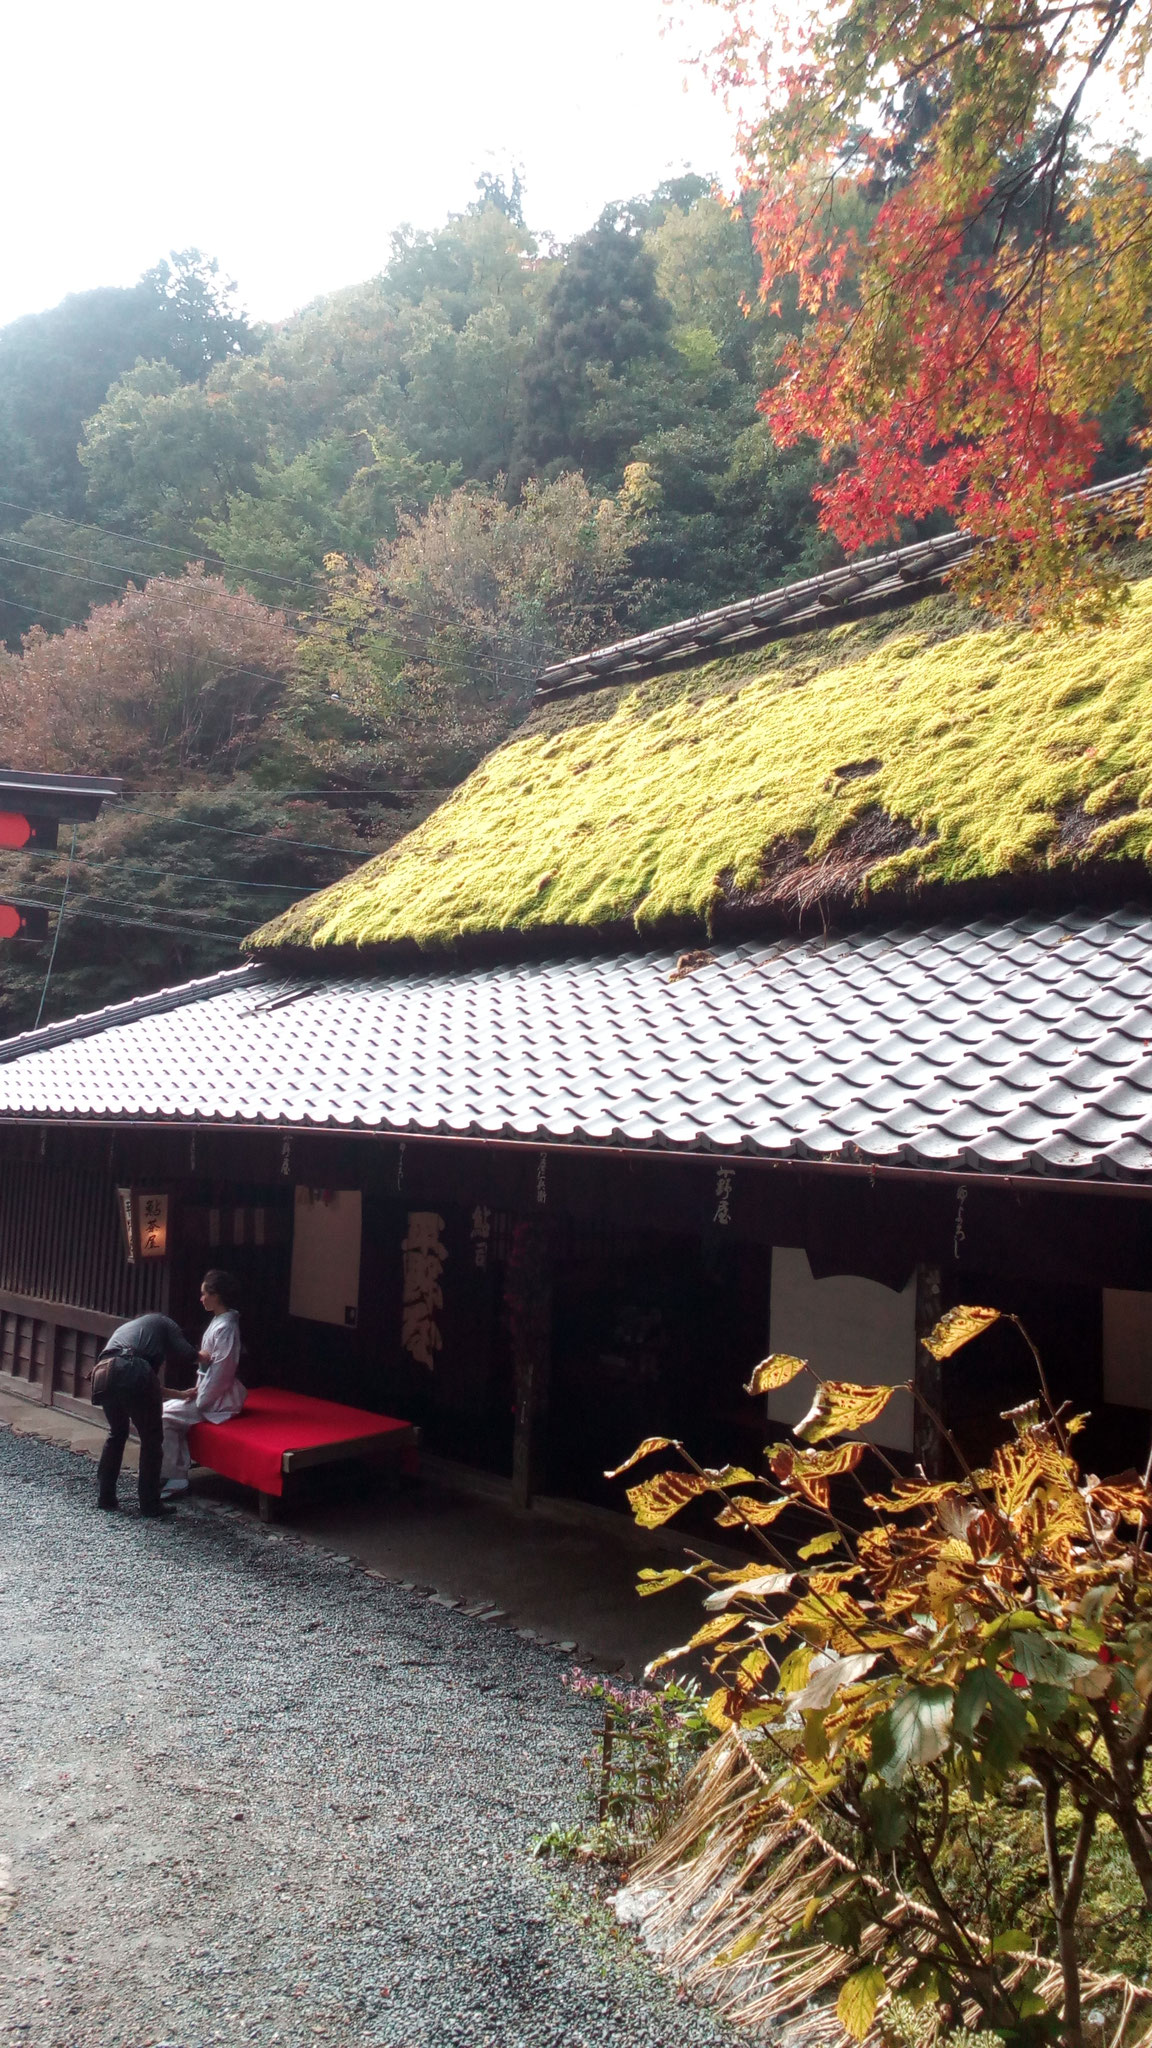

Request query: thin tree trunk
[{"left": 1041, "top": 1774, "right": 1097, "bottom": 2047}]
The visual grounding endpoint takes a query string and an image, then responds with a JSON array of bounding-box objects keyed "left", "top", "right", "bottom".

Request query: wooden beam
[
  {"left": 0, "top": 1368, "right": 41, "bottom": 1405},
  {"left": 281, "top": 1423, "right": 419, "bottom": 1475},
  {"left": 508, "top": 1217, "right": 553, "bottom": 1511},
  {"left": 0, "top": 1290, "right": 119, "bottom": 1340}
]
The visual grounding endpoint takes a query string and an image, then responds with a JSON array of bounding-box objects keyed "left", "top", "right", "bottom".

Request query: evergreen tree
[{"left": 512, "top": 210, "right": 673, "bottom": 482}]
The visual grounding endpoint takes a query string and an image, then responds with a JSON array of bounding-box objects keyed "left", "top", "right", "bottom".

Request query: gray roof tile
[{"left": 1, "top": 906, "right": 1152, "bottom": 1179}]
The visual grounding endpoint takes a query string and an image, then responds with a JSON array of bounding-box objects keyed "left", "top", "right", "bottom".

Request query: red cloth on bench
[{"left": 186, "top": 1385, "right": 415, "bottom": 1497}]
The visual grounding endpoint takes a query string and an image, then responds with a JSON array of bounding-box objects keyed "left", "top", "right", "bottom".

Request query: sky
[{"left": 1, "top": 0, "right": 737, "bottom": 332}]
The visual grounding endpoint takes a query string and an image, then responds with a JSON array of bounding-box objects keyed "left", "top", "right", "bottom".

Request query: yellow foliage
[{"left": 250, "top": 577, "right": 1152, "bottom": 952}]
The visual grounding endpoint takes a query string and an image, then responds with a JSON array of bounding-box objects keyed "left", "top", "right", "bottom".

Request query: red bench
[{"left": 186, "top": 1385, "right": 419, "bottom": 1520}]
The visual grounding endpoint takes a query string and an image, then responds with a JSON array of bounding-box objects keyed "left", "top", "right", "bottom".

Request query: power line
[
  {"left": 0, "top": 811, "right": 366, "bottom": 865},
  {"left": 58, "top": 905, "right": 244, "bottom": 942},
  {"left": 0, "top": 848, "right": 326, "bottom": 891},
  {"left": 0, "top": 589, "right": 303, "bottom": 702},
  {"left": 8, "top": 893, "right": 251, "bottom": 942},
  {"left": 0, "top": 580, "right": 492, "bottom": 743},
  {"left": 0, "top": 532, "right": 317, "bottom": 611},
  {"left": 34, "top": 826, "right": 75, "bottom": 1029},
  {"left": 13, "top": 887, "right": 254, "bottom": 929},
  {"left": 0, "top": 496, "right": 322, "bottom": 597},
  {"left": 0, "top": 547, "right": 153, "bottom": 601},
  {"left": 0, "top": 573, "right": 552, "bottom": 693},
  {"left": 0, "top": 578, "right": 544, "bottom": 688},
  {"left": 0, "top": 578, "right": 540, "bottom": 717},
  {"left": 113, "top": 808, "right": 371, "bottom": 859}
]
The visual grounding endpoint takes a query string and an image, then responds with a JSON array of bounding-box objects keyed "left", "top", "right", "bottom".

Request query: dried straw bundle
[{"left": 619, "top": 1733, "right": 1152, "bottom": 2047}]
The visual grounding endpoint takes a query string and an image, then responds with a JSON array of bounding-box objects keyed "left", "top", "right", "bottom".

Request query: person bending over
[
  {"left": 160, "top": 1270, "right": 246, "bottom": 1500},
  {"left": 93, "top": 1312, "right": 201, "bottom": 1517}
]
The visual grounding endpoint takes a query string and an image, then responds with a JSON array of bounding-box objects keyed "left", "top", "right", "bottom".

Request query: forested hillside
[{"left": 0, "top": 177, "right": 837, "bottom": 1031}]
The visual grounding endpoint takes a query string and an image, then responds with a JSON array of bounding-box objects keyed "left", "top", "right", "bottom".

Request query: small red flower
[
  {"left": 1010, "top": 1672, "right": 1028, "bottom": 1690},
  {"left": 1098, "top": 1645, "right": 1116, "bottom": 1664}
]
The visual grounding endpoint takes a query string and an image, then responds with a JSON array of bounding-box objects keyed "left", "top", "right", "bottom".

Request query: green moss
[{"left": 251, "top": 577, "right": 1152, "bottom": 953}]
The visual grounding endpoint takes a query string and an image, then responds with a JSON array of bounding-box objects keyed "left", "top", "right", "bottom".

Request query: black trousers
[{"left": 96, "top": 1353, "right": 164, "bottom": 1513}]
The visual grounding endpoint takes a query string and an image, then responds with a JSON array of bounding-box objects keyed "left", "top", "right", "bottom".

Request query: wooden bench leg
[{"left": 258, "top": 1491, "right": 278, "bottom": 1524}]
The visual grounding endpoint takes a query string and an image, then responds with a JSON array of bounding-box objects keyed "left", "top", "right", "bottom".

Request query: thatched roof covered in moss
[{"left": 250, "top": 561, "right": 1152, "bottom": 962}]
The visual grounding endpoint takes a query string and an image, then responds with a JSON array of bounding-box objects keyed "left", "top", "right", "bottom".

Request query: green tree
[
  {"left": 512, "top": 211, "right": 674, "bottom": 482},
  {"left": 202, "top": 428, "right": 454, "bottom": 604},
  {"left": 0, "top": 251, "right": 250, "bottom": 526},
  {"left": 281, "top": 470, "right": 649, "bottom": 785},
  {"left": 78, "top": 362, "right": 269, "bottom": 542}
]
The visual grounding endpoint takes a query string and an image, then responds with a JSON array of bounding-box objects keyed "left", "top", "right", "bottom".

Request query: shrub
[
  {"left": 613, "top": 1310, "right": 1152, "bottom": 2047},
  {"left": 533, "top": 1670, "right": 710, "bottom": 1866}
]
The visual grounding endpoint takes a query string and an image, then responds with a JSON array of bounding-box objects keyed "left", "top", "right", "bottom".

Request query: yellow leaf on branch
[
  {"left": 626, "top": 1470, "right": 714, "bottom": 1527},
  {"left": 604, "top": 1435, "right": 678, "bottom": 1478},
  {"left": 922, "top": 1305, "right": 1001, "bottom": 1360},
  {"left": 714, "top": 1492, "right": 790, "bottom": 1528},
  {"left": 745, "top": 1353, "right": 809, "bottom": 1395},
  {"left": 794, "top": 1382, "right": 897, "bottom": 1443}
]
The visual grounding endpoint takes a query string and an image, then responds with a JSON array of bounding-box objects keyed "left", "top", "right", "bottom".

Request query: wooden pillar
[
  {"left": 508, "top": 1216, "right": 553, "bottom": 1512},
  {"left": 42, "top": 1318, "right": 58, "bottom": 1409},
  {"left": 914, "top": 1263, "right": 944, "bottom": 1479}
]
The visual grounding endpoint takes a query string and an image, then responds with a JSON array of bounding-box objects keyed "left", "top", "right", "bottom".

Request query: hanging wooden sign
[
  {"left": 138, "top": 1192, "right": 169, "bottom": 1259},
  {"left": 116, "top": 1186, "right": 137, "bottom": 1265},
  {"left": 116, "top": 1187, "right": 170, "bottom": 1263}
]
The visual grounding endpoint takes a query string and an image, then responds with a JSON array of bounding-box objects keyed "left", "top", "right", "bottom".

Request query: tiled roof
[
  {"left": 533, "top": 468, "right": 1151, "bottom": 698},
  {"left": 4, "top": 908, "right": 1152, "bottom": 1180}
]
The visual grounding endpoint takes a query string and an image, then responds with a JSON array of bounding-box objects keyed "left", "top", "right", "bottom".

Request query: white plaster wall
[
  {"left": 289, "top": 1187, "right": 363, "bottom": 1327},
  {"left": 767, "top": 1247, "right": 916, "bottom": 1453}
]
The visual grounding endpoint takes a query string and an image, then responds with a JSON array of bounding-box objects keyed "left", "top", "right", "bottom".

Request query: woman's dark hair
[{"left": 202, "top": 1268, "right": 240, "bottom": 1310}]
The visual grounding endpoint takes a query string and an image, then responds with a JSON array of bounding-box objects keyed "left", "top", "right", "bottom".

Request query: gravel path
[{"left": 0, "top": 1426, "right": 743, "bottom": 2048}]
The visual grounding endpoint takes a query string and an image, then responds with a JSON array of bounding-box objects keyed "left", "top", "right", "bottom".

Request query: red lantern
[{"left": 0, "top": 812, "right": 31, "bottom": 849}]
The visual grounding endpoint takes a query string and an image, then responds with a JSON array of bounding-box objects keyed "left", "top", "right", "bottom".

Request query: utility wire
[
  {"left": 0, "top": 496, "right": 322, "bottom": 597},
  {"left": 0, "top": 591, "right": 305, "bottom": 700},
  {"left": 0, "top": 548, "right": 145, "bottom": 600},
  {"left": 14, "top": 888, "right": 255, "bottom": 930},
  {"left": 0, "top": 581, "right": 539, "bottom": 721},
  {"left": 0, "top": 579, "right": 547, "bottom": 689},
  {"left": 33, "top": 826, "right": 76, "bottom": 1028},
  {"left": 0, "top": 849, "right": 325, "bottom": 891},
  {"left": 10, "top": 890, "right": 256, "bottom": 942},
  {"left": 53, "top": 905, "right": 247, "bottom": 942},
  {"left": 0, "top": 524, "right": 325, "bottom": 609},
  {"left": 111, "top": 809, "right": 371, "bottom": 858}
]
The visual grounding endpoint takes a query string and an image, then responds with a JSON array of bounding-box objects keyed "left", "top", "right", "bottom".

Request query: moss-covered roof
[{"left": 250, "top": 571, "right": 1152, "bottom": 957}]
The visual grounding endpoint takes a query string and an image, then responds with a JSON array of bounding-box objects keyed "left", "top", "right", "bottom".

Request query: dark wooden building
[{"left": 3, "top": 505, "right": 1152, "bottom": 1512}]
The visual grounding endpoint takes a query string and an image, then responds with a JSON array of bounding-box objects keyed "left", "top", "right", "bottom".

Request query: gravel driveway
[{"left": 0, "top": 1426, "right": 743, "bottom": 2048}]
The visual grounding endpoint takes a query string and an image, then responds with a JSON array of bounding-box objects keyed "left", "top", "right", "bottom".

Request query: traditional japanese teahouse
[{"left": 3, "top": 477, "right": 1152, "bottom": 1513}]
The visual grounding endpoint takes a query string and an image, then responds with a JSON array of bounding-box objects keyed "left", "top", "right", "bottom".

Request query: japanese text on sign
[
  {"left": 401, "top": 1211, "right": 447, "bottom": 1370},
  {"left": 139, "top": 1192, "right": 168, "bottom": 1259}
]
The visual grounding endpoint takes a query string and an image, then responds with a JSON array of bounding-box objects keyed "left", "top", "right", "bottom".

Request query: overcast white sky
[{"left": 2, "top": 0, "right": 736, "bottom": 331}]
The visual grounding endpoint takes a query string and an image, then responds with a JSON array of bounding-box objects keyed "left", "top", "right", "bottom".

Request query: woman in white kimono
[{"left": 160, "top": 1270, "right": 246, "bottom": 1499}]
